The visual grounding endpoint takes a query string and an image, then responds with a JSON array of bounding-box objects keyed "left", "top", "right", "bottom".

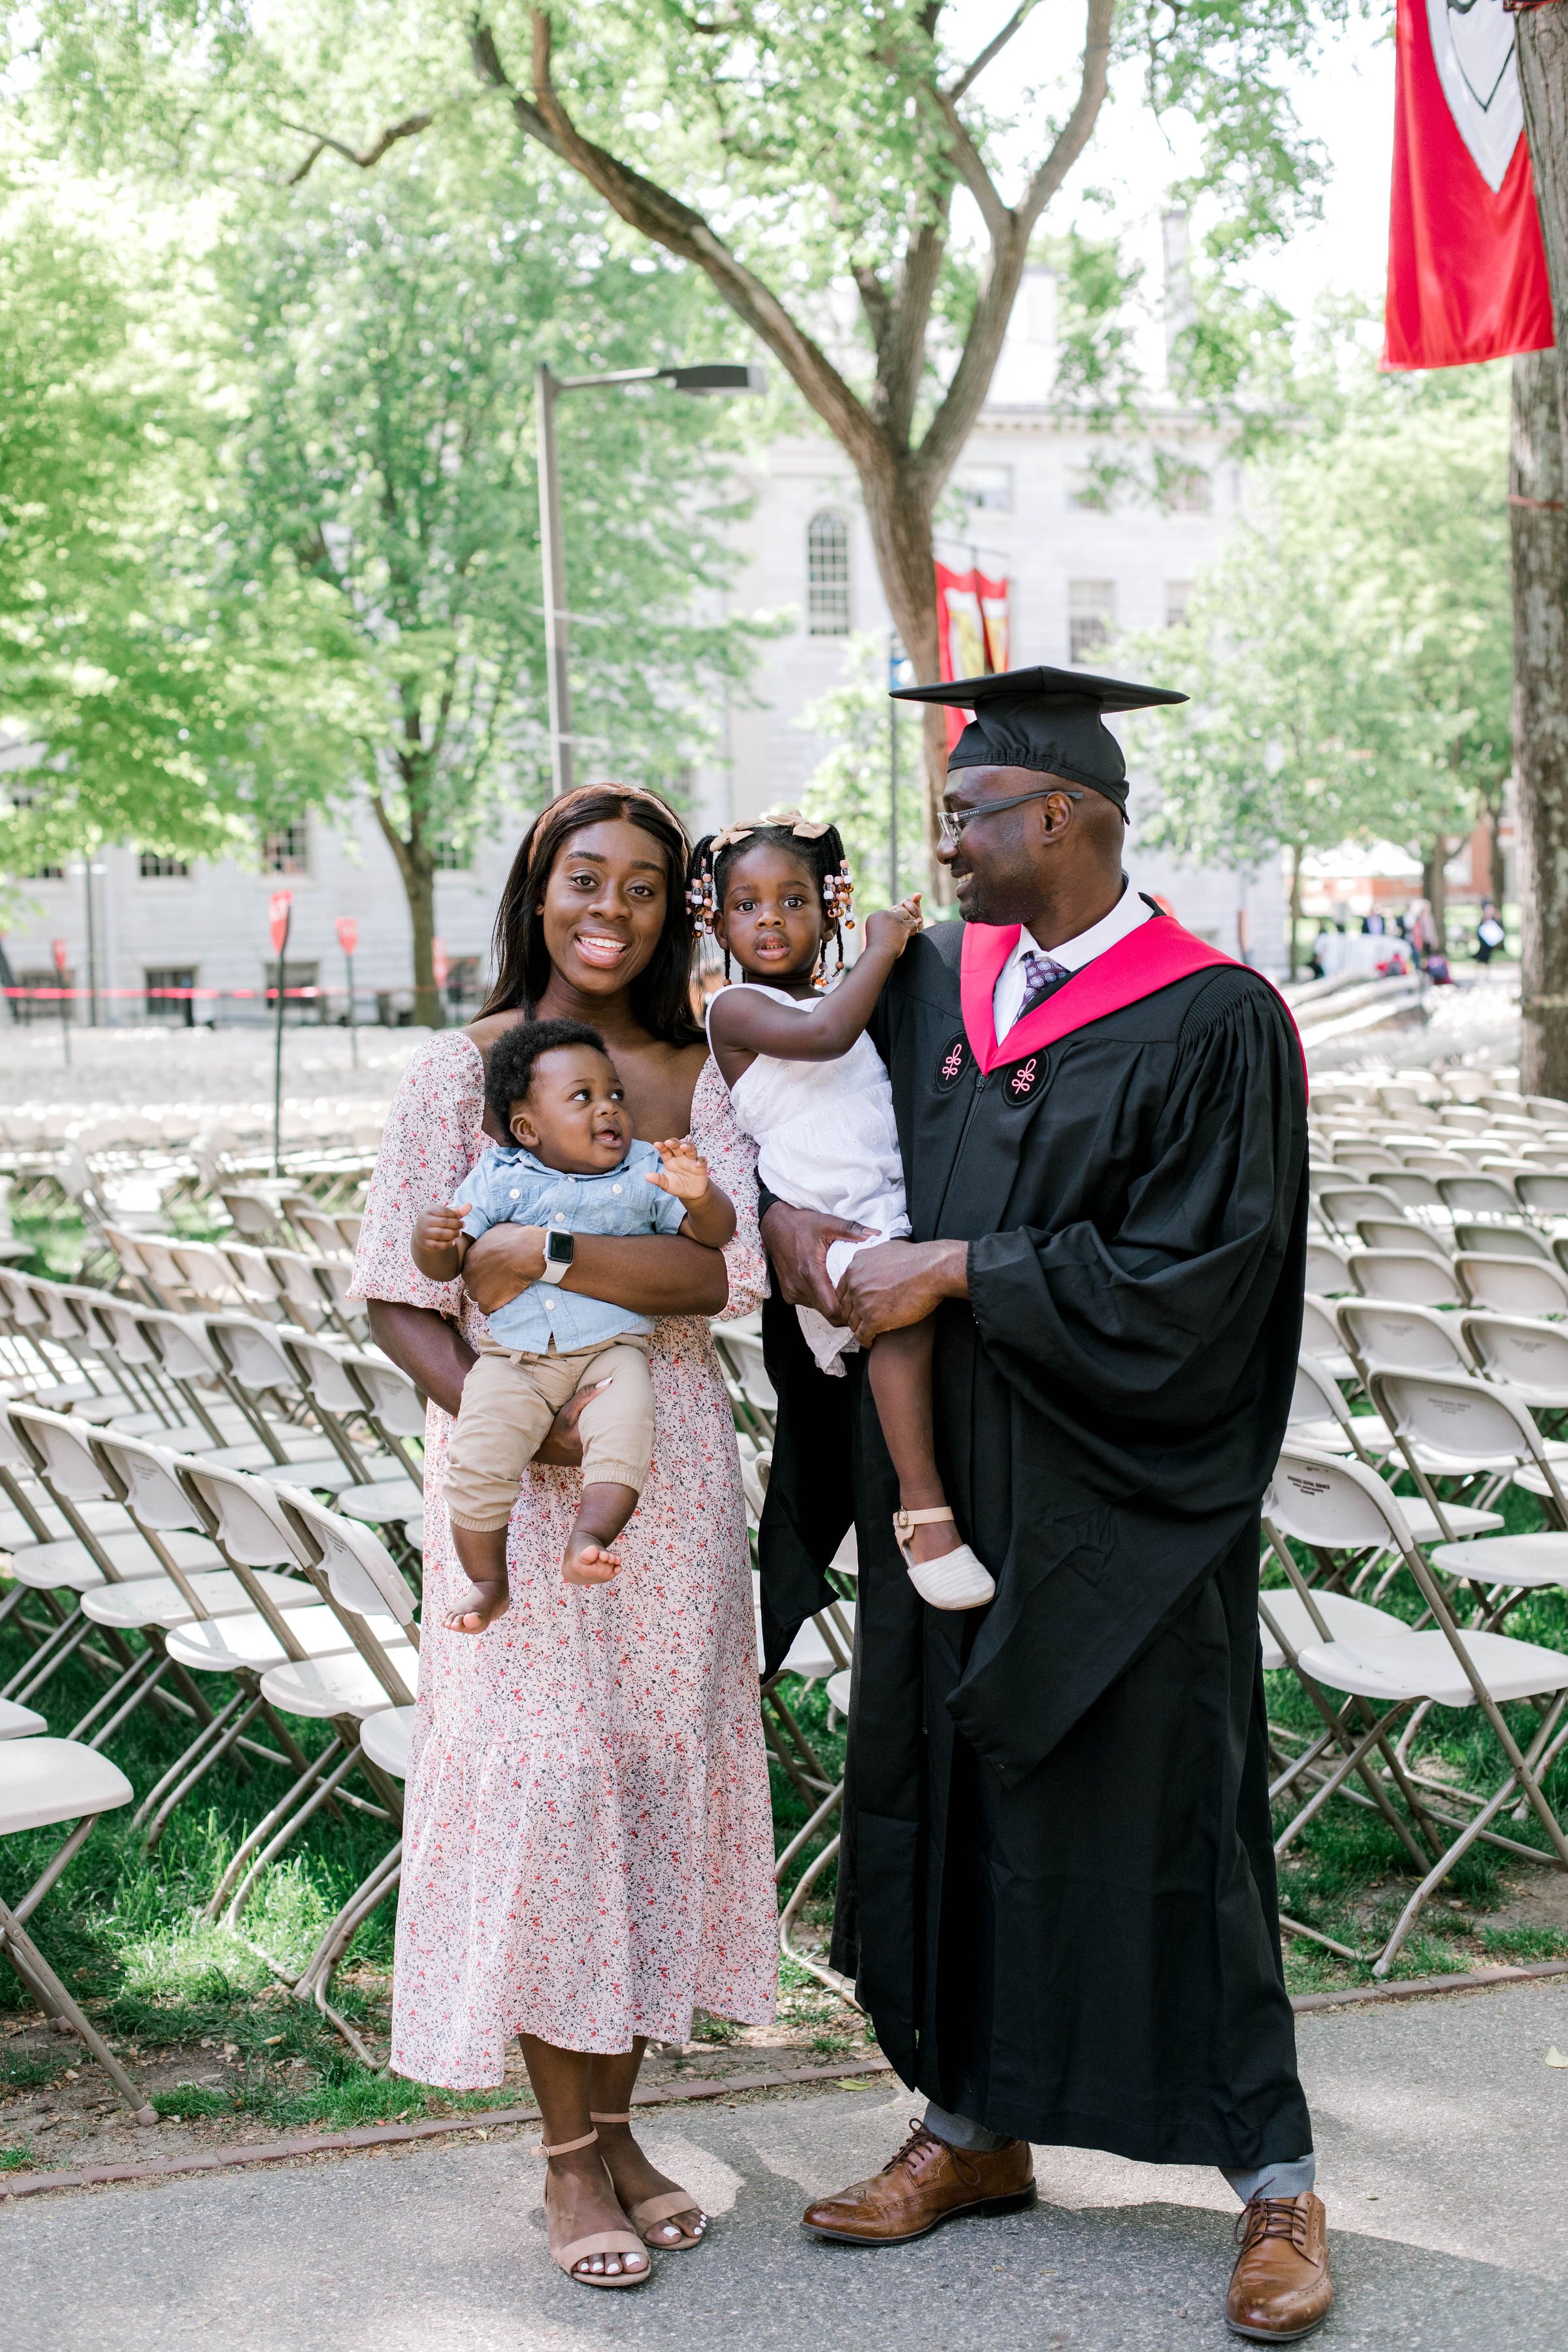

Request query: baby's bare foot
[
  {"left": 442, "top": 1578, "right": 510, "bottom": 1633},
  {"left": 563, "top": 1537, "right": 621, "bottom": 1586}
]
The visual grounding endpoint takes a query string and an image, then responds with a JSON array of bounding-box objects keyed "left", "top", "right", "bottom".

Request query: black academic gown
[{"left": 757, "top": 917, "right": 1313, "bottom": 2168}]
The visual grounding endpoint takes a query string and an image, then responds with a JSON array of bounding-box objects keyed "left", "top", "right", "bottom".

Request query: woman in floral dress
[{"left": 351, "top": 787, "right": 777, "bottom": 2287}]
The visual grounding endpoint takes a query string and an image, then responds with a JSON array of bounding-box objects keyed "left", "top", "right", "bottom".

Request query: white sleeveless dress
[{"left": 711, "top": 982, "right": 910, "bottom": 1373}]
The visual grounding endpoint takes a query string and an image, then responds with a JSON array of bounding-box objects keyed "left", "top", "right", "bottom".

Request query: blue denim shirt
[{"left": 452, "top": 1139, "right": 688, "bottom": 1353}]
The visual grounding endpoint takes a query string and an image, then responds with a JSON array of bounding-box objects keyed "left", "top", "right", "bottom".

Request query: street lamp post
[{"left": 534, "top": 359, "right": 766, "bottom": 798}]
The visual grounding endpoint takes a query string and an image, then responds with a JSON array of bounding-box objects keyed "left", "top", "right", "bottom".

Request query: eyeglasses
[{"left": 936, "top": 786, "right": 1083, "bottom": 846}]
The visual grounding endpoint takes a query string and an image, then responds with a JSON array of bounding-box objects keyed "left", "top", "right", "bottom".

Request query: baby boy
[{"left": 411, "top": 1017, "right": 734, "bottom": 1629}]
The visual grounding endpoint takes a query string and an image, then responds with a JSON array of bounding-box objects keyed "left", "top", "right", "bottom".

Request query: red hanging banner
[
  {"left": 934, "top": 561, "right": 1009, "bottom": 751},
  {"left": 269, "top": 890, "right": 293, "bottom": 956},
  {"left": 1383, "top": 0, "right": 1553, "bottom": 370},
  {"left": 335, "top": 916, "right": 359, "bottom": 955}
]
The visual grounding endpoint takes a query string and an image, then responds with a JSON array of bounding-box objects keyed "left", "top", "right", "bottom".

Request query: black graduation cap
[{"left": 892, "top": 663, "right": 1188, "bottom": 813}]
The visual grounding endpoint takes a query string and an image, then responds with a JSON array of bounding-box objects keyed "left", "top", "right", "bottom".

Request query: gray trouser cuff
[
  {"left": 1223, "top": 2152, "right": 1317, "bottom": 2204},
  {"left": 923, "top": 2101, "right": 1011, "bottom": 2153}
]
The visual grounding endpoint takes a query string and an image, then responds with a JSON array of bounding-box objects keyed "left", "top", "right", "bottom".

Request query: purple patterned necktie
[{"left": 1020, "top": 947, "right": 1070, "bottom": 1005}]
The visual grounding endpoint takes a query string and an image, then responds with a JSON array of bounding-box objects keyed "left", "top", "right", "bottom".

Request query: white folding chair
[
  {"left": 1255, "top": 1572, "right": 1437, "bottom": 1952},
  {"left": 1287, "top": 1356, "right": 1393, "bottom": 1462},
  {"left": 204, "top": 1492, "right": 418, "bottom": 1951},
  {"left": 1373, "top": 1169, "right": 1446, "bottom": 1215},
  {"left": 1516, "top": 1173, "right": 1568, "bottom": 1219},
  {"left": 1438, "top": 1171, "right": 1535, "bottom": 1224},
  {"left": 1355, "top": 1217, "right": 1446, "bottom": 1261},
  {"left": 130, "top": 1458, "right": 382, "bottom": 1853},
  {"left": 0, "top": 1401, "right": 184, "bottom": 1719},
  {"left": 169, "top": 1241, "right": 246, "bottom": 1311},
  {"left": 7, "top": 1404, "right": 227, "bottom": 1745},
  {"left": 1300, "top": 1294, "right": 1357, "bottom": 1381},
  {"left": 713, "top": 1319, "right": 778, "bottom": 1443},
  {"left": 1455, "top": 1254, "right": 1568, "bottom": 1318},
  {"left": 1452, "top": 1220, "right": 1551, "bottom": 1262},
  {"left": 1462, "top": 1312, "right": 1568, "bottom": 1416},
  {"left": 1303, "top": 1239, "right": 1351, "bottom": 1296},
  {"left": 1265, "top": 1443, "right": 1568, "bottom": 1972},
  {"left": 1367, "top": 1370, "right": 1568, "bottom": 1650},
  {"left": 0, "top": 1739, "right": 155, "bottom": 2117},
  {"left": 218, "top": 1240, "right": 287, "bottom": 1319},
  {"left": 1349, "top": 1250, "right": 1465, "bottom": 1309},
  {"left": 1318, "top": 1184, "right": 1410, "bottom": 1243},
  {"left": 201, "top": 1315, "right": 363, "bottom": 1490},
  {"left": 262, "top": 1247, "right": 332, "bottom": 1333},
  {"left": 333, "top": 1352, "right": 427, "bottom": 1533},
  {"left": 1335, "top": 1296, "right": 1472, "bottom": 1382},
  {"left": 289, "top": 1700, "right": 413, "bottom": 2061}
]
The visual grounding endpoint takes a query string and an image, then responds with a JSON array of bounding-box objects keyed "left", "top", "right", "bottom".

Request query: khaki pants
[{"left": 444, "top": 1333, "right": 654, "bottom": 1533}]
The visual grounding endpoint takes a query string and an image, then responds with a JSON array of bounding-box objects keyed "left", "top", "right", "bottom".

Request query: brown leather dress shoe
[
  {"left": 1226, "top": 2193, "right": 1333, "bottom": 2341},
  {"left": 802, "top": 2119, "right": 1035, "bottom": 2245}
]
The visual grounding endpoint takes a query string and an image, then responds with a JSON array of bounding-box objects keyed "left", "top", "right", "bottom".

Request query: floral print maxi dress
[{"left": 350, "top": 1032, "right": 778, "bottom": 2085}]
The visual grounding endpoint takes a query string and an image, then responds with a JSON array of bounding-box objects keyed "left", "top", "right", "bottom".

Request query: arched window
[{"left": 806, "top": 511, "right": 851, "bottom": 635}]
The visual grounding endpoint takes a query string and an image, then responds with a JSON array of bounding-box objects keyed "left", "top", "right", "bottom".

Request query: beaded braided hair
[{"left": 686, "top": 810, "right": 855, "bottom": 983}]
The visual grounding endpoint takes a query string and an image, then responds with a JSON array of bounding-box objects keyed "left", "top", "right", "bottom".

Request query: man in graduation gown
[{"left": 757, "top": 666, "right": 1331, "bottom": 2342}]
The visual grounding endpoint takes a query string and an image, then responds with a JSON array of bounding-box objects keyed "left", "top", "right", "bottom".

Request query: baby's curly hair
[
  {"left": 686, "top": 811, "right": 855, "bottom": 982},
  {"left": 485, "top": 1018, "right": 612, "bottom": 1130}
]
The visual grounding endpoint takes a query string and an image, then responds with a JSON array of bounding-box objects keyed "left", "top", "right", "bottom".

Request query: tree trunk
[
  {"left": 369, "top": 791, "right": 444, "bottom": 1030},
  {"left": 1287, "top": 840, "right": 1303, "bottom": 982},
  {"left": 1514, "top": 14, "right": 1568, "bottom": 1096},
  {"left": 1512, "top": 349, "right": 1568, "bottom": 1096},
  {"left": 405, "top": 858, "right": 442, "bottom": 1031},
  {"left": 1422, "top": 836, "right": 1450, "bottom": 950},
  {"left": 860, "top": 456, "right": 948, "bottom": 896}
]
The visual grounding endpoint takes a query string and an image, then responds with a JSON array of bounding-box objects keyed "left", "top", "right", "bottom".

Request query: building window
[
  {"left": 263, "top": 958, "right": 323, "bottom": 1022},
  {"left": 139, "top": 853, "right": 190, "bottom": 879},
  {"left": 17, "top": 863, "right": 65, "bottom": 881},
  {"left": 145, "top": 967, "right": 197, "bottom": 1025},
  {"left": 1165, "top": 581, "right": 1192, "bottom": 629},
  {"left": 958, "top": 466, "right": 1013, "bottom": 514},
  {"left": 262, "top": 821, "right": 310, "bottom": 875},
  {"left": 806, "top": 512, "right": 851, "bottom": 636},
  {"left": 1165, "top": 467, "right": 1211, "bottom": 515},
  {"left": 1068, "top": 580, "right": 1116, "bottom": 666},
  {"left": 15, "top": 968, "right": 71, "bottom": 1022},
  {"left": 431, "top": 836, "right": 470, "bottom": 872}
]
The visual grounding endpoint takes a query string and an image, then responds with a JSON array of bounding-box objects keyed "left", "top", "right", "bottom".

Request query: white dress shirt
[{"left": 992, "top": 879, "right": 1155, "bottom": 1043}]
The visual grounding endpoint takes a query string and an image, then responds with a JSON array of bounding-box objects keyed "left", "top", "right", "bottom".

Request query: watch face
[{"left": 546, "top": 1230, "right": 574, "bottom": 1264}]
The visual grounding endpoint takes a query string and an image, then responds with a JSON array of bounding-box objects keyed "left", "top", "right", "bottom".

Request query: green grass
[{"left": 0, "top": 1592, "right": 860, "bottom": 2143}]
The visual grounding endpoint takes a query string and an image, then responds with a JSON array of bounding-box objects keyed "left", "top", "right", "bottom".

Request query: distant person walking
[{"left": 1474, "top": 898, "right": 1506, "bottom": 965}]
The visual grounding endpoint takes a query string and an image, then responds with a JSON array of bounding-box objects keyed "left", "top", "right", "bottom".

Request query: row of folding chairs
[
  {"left": 217, "top": 1186, "right": 363, "bottom": 1258},
  {"left": 99, "top": 1227, "right": 367, "bottom": 1343},
  {"left": 1307, "top": 1226, "right": 1568, "bottom": 1322},
  {"left": 0, "top": 1405, "right": 419, "bottom": 2072},
  {"left": 0, "top": 1272, "right": 425, "bottom": 1567},
  {"left": 1263, "top": 1421, "right": 1568, "bottom": 1978}
]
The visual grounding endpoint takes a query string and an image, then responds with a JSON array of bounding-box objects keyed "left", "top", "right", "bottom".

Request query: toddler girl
[{"left": 693, "top": 813, "right": 993, "bottom": 1612}]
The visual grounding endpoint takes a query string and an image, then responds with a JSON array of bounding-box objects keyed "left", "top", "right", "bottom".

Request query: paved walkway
[{"left": 5, "top": 1981, "right": 1567, "bottom": 2351}]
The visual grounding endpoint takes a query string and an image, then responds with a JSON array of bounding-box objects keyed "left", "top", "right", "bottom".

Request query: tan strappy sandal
[
  {"left": 893, "top": 1507, "right": 996, "bottom": 1611},
  {"left": 590, "top": 2110, "right": 708, "bottom": 2251},
  {"left": 539, "top": 2128, "right": 650, "bottom": 2287}
]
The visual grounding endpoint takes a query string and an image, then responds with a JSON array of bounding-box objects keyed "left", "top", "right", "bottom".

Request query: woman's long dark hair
[{"left": 480, "top": 785, "right": 702, "bottom": 1047}]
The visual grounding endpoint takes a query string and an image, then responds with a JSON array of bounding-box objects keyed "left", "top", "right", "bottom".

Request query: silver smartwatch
[{"left": 540, "top": 1230, "right": 575, "bottom": 1286}]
